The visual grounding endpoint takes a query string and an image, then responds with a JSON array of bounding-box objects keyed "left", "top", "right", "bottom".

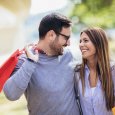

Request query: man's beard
[{"left": 49, "top": 42, "right": 63, "bottom": 56}]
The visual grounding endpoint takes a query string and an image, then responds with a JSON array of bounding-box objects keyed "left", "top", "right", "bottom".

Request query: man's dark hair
[{"left": 38, "top": 13, "right": 72, "bottom": 39}]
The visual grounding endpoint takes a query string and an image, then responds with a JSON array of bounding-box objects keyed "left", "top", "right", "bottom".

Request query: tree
[{"left": 69, "top": 0, "right": 115, "bottom": 30}]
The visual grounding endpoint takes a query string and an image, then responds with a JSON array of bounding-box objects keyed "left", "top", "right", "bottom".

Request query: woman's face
[{"left": 79, "top": 32, "right": 96, "bottom": 60}]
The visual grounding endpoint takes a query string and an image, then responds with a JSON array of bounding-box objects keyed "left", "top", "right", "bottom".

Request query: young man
[{"left": 3, "top": 13, "right": 80, "bottom": 115}]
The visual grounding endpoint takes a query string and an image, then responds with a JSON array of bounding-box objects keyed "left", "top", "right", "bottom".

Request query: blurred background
[{"left": 0, "top": 0, "right": 115, "bottom": 114}]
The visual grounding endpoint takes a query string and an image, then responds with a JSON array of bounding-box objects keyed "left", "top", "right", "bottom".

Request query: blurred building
[
  {"left": 0, "top": 0, "right": 31, "bottom": 54},
  {"left": 0, "top": 0, "right": 69, "bottom": 55}
]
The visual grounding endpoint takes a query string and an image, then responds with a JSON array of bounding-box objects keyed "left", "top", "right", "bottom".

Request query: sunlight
[{"left": 30, "top": 0, "right": 68, "bottom": 14}]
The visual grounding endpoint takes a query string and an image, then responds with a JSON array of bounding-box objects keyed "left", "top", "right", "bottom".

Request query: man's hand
[{"left": 25, "top": 44, "right": 39, "bottom": 63}]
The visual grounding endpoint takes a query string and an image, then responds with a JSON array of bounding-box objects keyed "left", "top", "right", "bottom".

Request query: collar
[
  {"left": 35, "top": 47, "right": 46, "bottom": 54},
  {"left": 84, "top": 64, "right": 101, "bottom": 87}
]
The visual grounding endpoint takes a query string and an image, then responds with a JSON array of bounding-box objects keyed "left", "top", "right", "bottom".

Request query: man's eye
[{"left": 64, "top": 36, "right": 70, "bottom": 40}]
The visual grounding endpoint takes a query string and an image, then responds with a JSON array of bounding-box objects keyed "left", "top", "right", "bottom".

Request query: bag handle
[{"left": 74, "top": 72, "right": 83, "bottom": 115}]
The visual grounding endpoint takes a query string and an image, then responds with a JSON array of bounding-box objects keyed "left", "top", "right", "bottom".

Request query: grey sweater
[{"left": 3, "top": 50, "right": 80, "bottom": 115}]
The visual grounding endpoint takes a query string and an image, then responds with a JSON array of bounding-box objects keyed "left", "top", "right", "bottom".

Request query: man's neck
[{"left": 36, "top": 40, "right": 55, "bottom": 56}]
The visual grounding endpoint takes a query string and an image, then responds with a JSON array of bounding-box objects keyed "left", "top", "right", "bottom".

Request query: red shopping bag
[{"left": 0, "top": 49, "right": 23, "bottom": 92}]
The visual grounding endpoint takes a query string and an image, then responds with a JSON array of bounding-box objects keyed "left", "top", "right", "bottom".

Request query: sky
[{"left": 30, "top": 0, "right": 68, "bottom": 14}]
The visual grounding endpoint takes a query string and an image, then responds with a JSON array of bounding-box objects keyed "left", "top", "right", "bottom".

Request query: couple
[{"left": 3, "top": 13, "right": 115, "bottom": 115}]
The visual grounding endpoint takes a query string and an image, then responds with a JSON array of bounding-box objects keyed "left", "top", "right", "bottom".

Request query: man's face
[{"left": 49, "top": 27, "right": 71, "bottom": 55}]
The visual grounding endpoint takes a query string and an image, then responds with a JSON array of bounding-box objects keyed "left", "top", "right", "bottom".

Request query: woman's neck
[
  {"left": 87, "top": 56, "right": 97, "bottom": 70},
  {"left": 87, "top": 58, "right": 98, "bottom": 87},
  {"left": 87, "top": 60, "right": 97, "bottom": 70}
]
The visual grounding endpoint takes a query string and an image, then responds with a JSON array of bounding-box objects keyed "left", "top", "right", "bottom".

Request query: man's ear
[{"left": 47, "top": 30, "right": 56, "bottom": 40}]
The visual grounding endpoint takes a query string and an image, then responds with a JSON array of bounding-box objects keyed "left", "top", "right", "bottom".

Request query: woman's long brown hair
[{"left": 79, "top": 27, "right": 114, "bottom": 110}]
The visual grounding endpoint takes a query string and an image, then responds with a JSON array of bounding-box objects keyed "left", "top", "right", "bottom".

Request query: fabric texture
[
  {"left": 3, "top": 49, "right": 80, "bottom": 115},
  {"left": 74, "top": 62, "right": 115, "bottom": 115}
]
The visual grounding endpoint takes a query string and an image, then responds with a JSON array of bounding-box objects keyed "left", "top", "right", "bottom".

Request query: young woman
[{"left": 75, "top": 27, "right": 115, "bottom": 115}]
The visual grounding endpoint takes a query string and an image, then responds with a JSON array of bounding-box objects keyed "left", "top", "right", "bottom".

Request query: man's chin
[
  {"left": 54, "top": 48, "right": 64, "bottom": 56},
  {"left": 55, "top": 52, "right": 63, "bottom": 56},
  {"left": 59, "top": 52, "right": 63, "bottom": 55},
  {"left": 59, "top": 48, "right": 64, "bottom": 55},
  {"left": 55, "top": 51, "right": 63, "bottom": 56}
]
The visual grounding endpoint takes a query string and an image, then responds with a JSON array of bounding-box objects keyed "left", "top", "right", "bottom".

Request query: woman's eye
[
  {"left": 84, "top": 39, "right": 88, "bottom": 42},
  {"left": 79, "top": 39, "right": 89, "bottom": 43}
]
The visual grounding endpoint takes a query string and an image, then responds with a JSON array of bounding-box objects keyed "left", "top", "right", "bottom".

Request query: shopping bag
[
  {"left": 0, "top": 49, "right": 23, "bottom": 92},
  {"left": 112, "top": 107, "right": 115, "bottom": 115}
]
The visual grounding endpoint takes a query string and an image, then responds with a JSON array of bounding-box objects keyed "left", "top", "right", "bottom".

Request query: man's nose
[{"left": 66, "top": 39, "right": 70, "bottom": 46}]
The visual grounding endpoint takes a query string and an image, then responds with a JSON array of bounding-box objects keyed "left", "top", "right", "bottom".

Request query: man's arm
[{"left": 3, "top": 50, "right": 37, "bottom": 101}]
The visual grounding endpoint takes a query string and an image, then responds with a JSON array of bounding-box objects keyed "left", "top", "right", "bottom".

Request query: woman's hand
[{"left": 25, "top": 44, "right": 39, "bottom": 63}]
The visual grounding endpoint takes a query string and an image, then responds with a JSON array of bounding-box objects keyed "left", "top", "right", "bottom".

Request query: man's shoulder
[
  {"left": 58, "top": 49, "right": 72, "bottom": 62},
  {"left": 63, "top": 48, "right": 72, "bottom": 56},
  {"left": 63, "top": 48, "right": 82, "bottom": 64},
  {"left": 16, "top": 53, "right": 27, "bottom": 67}
]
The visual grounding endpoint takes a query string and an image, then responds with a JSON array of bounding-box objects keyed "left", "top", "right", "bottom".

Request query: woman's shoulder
[
  {"left": 74, "top": 64, "right": 81, "bottom": 72},
  {"left": 110, "top": 61, "right": 115, "bottom": 84},
  {"left": 110, "top": 60, "right": 115, "bottom": 71},
  {"left": 74, "top": 65, "right": 81, "bottom": 81}
]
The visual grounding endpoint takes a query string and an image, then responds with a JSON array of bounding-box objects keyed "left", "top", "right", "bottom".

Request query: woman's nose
[{"left": 79, "top": 41, "right": 85, "bottom": 48}]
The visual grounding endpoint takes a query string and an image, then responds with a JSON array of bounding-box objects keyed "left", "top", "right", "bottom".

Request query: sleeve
[{"left": 3, "top": 54, "right": 37, "bottom": 101}]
